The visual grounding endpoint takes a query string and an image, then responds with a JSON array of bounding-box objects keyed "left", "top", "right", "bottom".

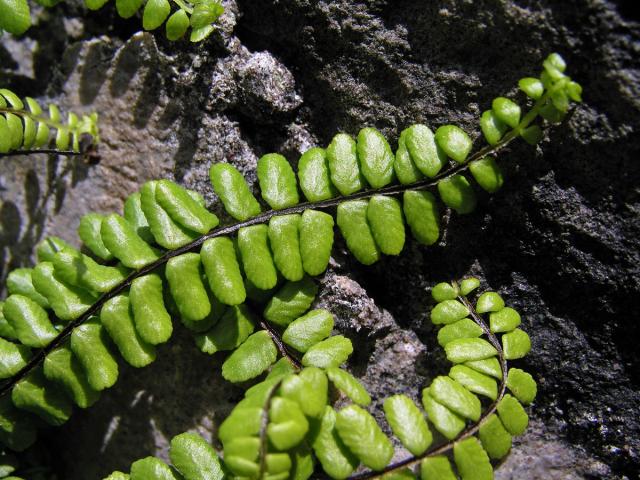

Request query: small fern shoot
[
  {"left": 0, "top": 0, "right": 224, "bottom": 42},
  {"left": 0, "top": 88, "right": 99, "bottom": 156}
]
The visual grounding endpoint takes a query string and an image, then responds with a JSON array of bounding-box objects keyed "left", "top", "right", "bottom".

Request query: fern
[
  {"left": 95, "top": 281, "right": 537, "bottom": 480},
  {"left": 0, "top": 0, "right": 224, "bottom": 42},
  {"left": 0, "top": 88, "right": 99, "bottom": 156},
  {"left": 0, "top": 53, "right": 578, "bottom": 471}
]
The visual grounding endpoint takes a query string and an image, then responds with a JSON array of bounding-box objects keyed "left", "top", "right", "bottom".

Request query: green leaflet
[
  {"left": 382, "top": 468, "right": 415, "bottom": 480},
  {"left": 434, "top": 125, "right": 472, "bottom": 164},
  {"left": 222, "top": 330, "right": 277, "bottom": 382},
  {"left": 367, "top": 196, "right": 405, "bottom": 255},
  {"left": 0, "top": 0, "right": 30, "bottom": 35},
  {"left": 267, "top": 396, "right": 309, "bottom": 450},
  {"left": 465, "top": 357, "right": 503, "bottom": 380},
  {"left": 71, "top": 321, "right": 119, "bottom": 391},
  {"left": 11, "top": 370, "right": 72, "bottom": 426},
  {"left": 297, "top": 147, "right": 336, "bottom": 201},
  {"left": 169, "top": 432, "right": 224, "bottom": 480},
  {"left": 479, "top": 110, "right": 508, "bottom": 146},
  {"left": 445, "top": 338, "right": 498, "bottom": 363},
  {"left": 299, "top": 210, "right": 334, "bottom": 276},
  {"left": 218, "top": 406, "right": 262, "bottom": 444},
  {"left": 453, "top": 437, "right": 493, "bottom": 480},
  {"left": 437, "top": 175, "right": 477, "bottom": 214},
  {"left": 166, "top": 253, "right": 211, "bottom": 323},
  {"left": 238, "top": 225, "right": 278, "bottom": 290},
  {"left": 52, "top": 247, "right": 128, "bottom": 293},
  {"left": 478, "top": 414, "right": 512, "bottom": 460},
  {"left": 429, "top": 376, "right": 481, "bottom": 421},
  {"left": 124, "top": 192, "right": 154, "bottom": 244},
  {"left": 502, "top": 328, "right": 531, "bottom": 360},
  {"left": 32, "top": 262, "right": 95, "bottom": 321},
  {"left": 519, "top": 77, "right": 544, "bottom": 100},
  {"left": 449, "top": 365, "right": 497, "bottom": 400},
  {"left": 326, "top": 367, "right": 371, "bottom": 406},
  {"left": 209, "top": 163, "right": 261, "bottom": 221},
  {"left": 280, "top": 367, "right": 328, "bottom": 418},
  {"left": 115, "top": 0, "right": 144, "bottom": 19},
  {"left": 141, "top": 181, "right": 200, "bottom": 249},
  {"left": 0, "top": 302, "right": 18, "bottom": 340},
  {"left": 312, "top": 406, "right": 359, "bottom": 479},
  {"left": 506, "top": 368, "right": 537, "bottom": 405},
  {"left": 356, "top": 127, "right": 395, "bottom": 188},
  {"left": 130, "top": 274, "right": 173, "bottom": 345},
  {"left": 421, "top": 391, "right": 465, "bottom": 440},
  {"left": 327, "top": 133, "right": 365, "bottom": 195},
  {"left": 459, "top": 277, "right": 480, "bottom": 295},
  {"left": 263, "top": 277, "right": 318, "bottom": 327},
  {"left": 282, "top": 309, "right": 334, "bottom": 353},
  {"left": 142, "top": 0, "right": 171, "bottom": 31},
  {"left": 223, "top": 436, "right": 260, "bottom": 477},
  {"left": 155, "top": 180, "right": 219, "bottom": 234},
  {"left": 269, "top": 215, "right": 304, "bottom": 282},
  {"left": 195, "top": 305, "right": 254, "bottom": 354},
  {"left": 0, "top": 338, "right": 31, "bottom": 380},
  {"left": 166, "top": 10, "right": 190, "bottom": 41},
  {"left": 431, "top": 299, "right": 469, "bottom": 325},
  {"left": 402, "top": 191, "right": 440, "bottom": 246},
  {"left": 437, "top": 318, "right": 483, "bottom": 347},
  {"left": 301, "top": 335, "right": 353, "bottom": 369},
  {"left": 258, "top": 153, "right": 300, "bottom": 209},
  {"left": 337, "top": 200, "right": 380, "bottom": 265},
  {"left": 103, "top": 472, "right": 130, "bottom": 480},
  {"left": 420, "top": 456, "right": 456, "bottom": 480},
  {"left": 335, "top": 404, "right": 394, "bottom": 471},
  {"left": 476, "top": 291, "right": 504, "bottom": 313},
  {"left": 6, "top": 268, "right": 49, "bottom": 308},
  {"left": 130, "top": 457, "right": 181, "bottom": 480},
  {"left": 201, "top": 237, "right": 247, "bottom": 306},
  {"left": 101, "top": 294, "right": 156, "bottom": 368},
  {"left": 489, "top": 307, "right": 521, "bottom": 333},
  {"left": 36, "top": 236, "right": 72, "bottom": 263},
  {"left": 394, "top": 129, "right": 424, "bottom": 185},
  {"left": 78, "top": 213, "right": 114, "bottom": 261},
  {"left": 402, "top": 124, "right": 447, "bottom": 178},
  {"left": 101, "top": 214, "right": 159, "bottom": 269},
  {"left": 2, "top": 295, "right": 57, "bottom": 348},
  {"left": 43, "top": 344, "right": 100, "bottom": 408},
  {"left": 492, "top": 97, "right": 521, "bottom": 128},
  {"left": 497, "top": 394, "right": 529, "bottom": 435},
  {"left": 383, "top": 394, "right": 432, "bottom": 456},
  {"left": 469, "top": 156, "right": 504, "bottom": 193},
  {"left": 431, "top": 282, "right": 458, "bottom": 302}
]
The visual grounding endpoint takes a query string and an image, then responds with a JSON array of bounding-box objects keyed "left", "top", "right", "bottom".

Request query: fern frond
[
  {"left": 0, "top": 0, "right": 224, "bottom": 42},
  {"left": 0, "top": 89, "right": 99, "bottom": 156},
  {"left": 0, "top": 53, "right": 575, "bottom": 456}
]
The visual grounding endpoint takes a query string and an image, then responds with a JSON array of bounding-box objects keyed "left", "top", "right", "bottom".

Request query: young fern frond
[
  {"left": 0, "top": 0, "right": 224, "bottom": 42},
  {"left": 0, "top": 88, "right": 99, "bottom": 156},
  {"left": 97, "top": 281, "right": 537, "bottom": 480},
  {"left": 0, "top": 54, "right": 576, "bottom": 459}
]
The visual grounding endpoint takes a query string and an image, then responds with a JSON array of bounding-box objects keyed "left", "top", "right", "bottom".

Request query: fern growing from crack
[
  {"left": 0, "top": 88, "right": 99, "bottom": 157},
  {"left": 0, "top": 53, "right": 579, "bottom": 477},
  {"left": 0, "top": 0, "right": 224, "bottom": 42}
]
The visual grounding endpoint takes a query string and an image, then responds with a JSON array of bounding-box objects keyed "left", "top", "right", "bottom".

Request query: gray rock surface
[{"left": 1, "top": 0, "right": 639, "bottom": 478}]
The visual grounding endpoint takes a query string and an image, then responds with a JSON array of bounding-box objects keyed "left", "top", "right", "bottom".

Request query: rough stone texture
[{"left": 1, "top": 0, "right": 639, "bottom": 478}]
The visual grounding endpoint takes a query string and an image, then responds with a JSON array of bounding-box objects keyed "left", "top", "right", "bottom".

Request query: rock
[{"left": 0, "top": 0, "right": 638, "bottom": 478}]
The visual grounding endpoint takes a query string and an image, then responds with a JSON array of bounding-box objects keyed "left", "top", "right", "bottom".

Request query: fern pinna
[
  {"left": 0, "top": 88, "right": 99, "bottom": 157},
  {"left": 0, "top": 53, "right": 580, "bottom": 478}
]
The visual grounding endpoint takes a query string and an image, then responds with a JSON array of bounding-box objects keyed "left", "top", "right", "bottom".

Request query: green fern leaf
[
  {"left": 169, "top": 432, "right": 224, "bottom": 480},
  {"left": 420, "top": 456, "right": 456, "bottom": 480},
  {"left": 282, "top": 309, "right": 334, "bottom": 353},
  {"left": 312, "top": 406, "right": 359, "bottom": 479},
  {"left": 335, "top": 404, "right": 394, "bottom": 471},
  {"left": 130, "top": 456, "right": 181, "bottom": 480},
  {"left": 453, "top": 436, "right": 493, "bottom": 480},
  {"left": 222, "top": 330, "right": 277, "bottom": 383},
  {"left": 326, "top": 367, "right": 371, "bottom": 407},
  {"left": 301, "top": 335, "right": 353, "bottom": 369},
  {"left": 383, "top": 394, "right": 432, "bottom": 455}
]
